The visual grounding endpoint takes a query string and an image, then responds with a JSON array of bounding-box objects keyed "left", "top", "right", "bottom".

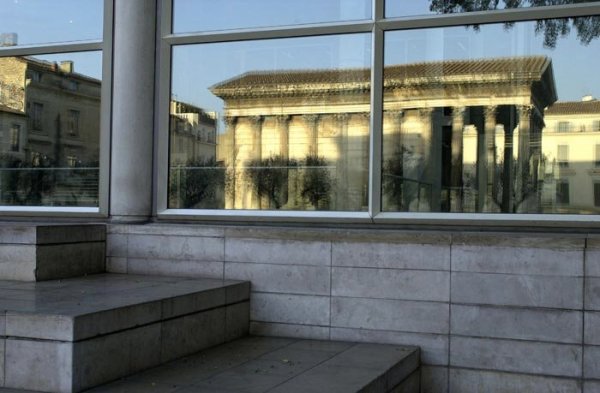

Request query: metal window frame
[
  {"left": 156, "top": 0, "right": 600, "bottom": 228},
  {"left": 0, "top": 0, "right": 113, "bottom": 218}
]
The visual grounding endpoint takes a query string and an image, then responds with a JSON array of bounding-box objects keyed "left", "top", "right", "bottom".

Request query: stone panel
[
  {"left": 106, "top": 257, "right": 127, "bottom": 274},
  {"left": 330, "top": 327, "right": 448, "bottom": 366},
  {"left": 225, "top": 262, "right": 330, "bottom": 295},
  {"left": 585, "top": 311, "right": 600, "bottom": 345},
  {"left": 586, "top": 381, "right": 600, "bottom": 393},
  {"left": 36, "top": 242, "right": 105, "bottom": 280},
  {"left": 250, "top": 292, "right": 330, "bottom": 326},
  {"left": 106, "top": 233, "right": 127, "bottom": 257},
  {"left": 332, "top": 241, "right": 449, "bottom": 270},
  {"left": 451, "top": 304, "right": 582, "bottom": 344},
  {"left": 331, "top": 297, "right": 449, "bottom": 335},
  {"left": 451, "top": 272, "right": 583, "bottom": 309},
  {"left": 332, "top": 267, "right": 449, "bottom": 302},
  {"left": 4, "top": 338, "right": 72, "bottom": 392},
  {"left": 584, "top": 345, "right": 600, "bottom": 379},
  {"left": 127, "top": 234, "right": 223, "bottom": 262},
  {"left": 250, "top": 321, "right": 330, "bottom": 340},
  {"left": 225, "top": 237, "right": 330, "bottom": 266},
  {"left": 450, "top": 336, "right": 582, "bottom": 377},
  {"left": 452, "top": 245, "right": 583, "bottom": 276},
  {"left": 421, "top": 366, "right": 448, "bottom": 393},
  {"left": 449, "top": 368, "right": 581, "bottom": 393},
  {"left": 225, "top": 302, "right": 250, "bottom": 342},
  {"left": 127, "top": 258, "right": 224, "bottom": 279},
  {"left": 586, "top": 278, "right": 600, "bottom": 311},
  {"left": 586, "top": 249, "right": 600, "bottom": 277}
]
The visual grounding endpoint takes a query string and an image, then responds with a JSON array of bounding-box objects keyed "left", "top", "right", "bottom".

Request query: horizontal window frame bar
[
  {"left": 0, "top": 207, "right": 102, "bottom": 218},
  {"left": 0, "top": 41, "right": 103, "bottom": 57}
]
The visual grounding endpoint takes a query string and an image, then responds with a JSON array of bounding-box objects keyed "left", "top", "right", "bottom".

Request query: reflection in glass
[
  {"left": 169, "top": 34, "right": 371, "bottom": 211},
  {"left": 383, "top": 20, "right": 600, "bottom": 214},
  {"left": 0, "top": 0, "right": 103, "bottom": 47},
  {"left": 0, "top": 52, "right": 101, "bottom": 206},
  {"left": 173, "top": 0, "right": 371, "bottom": 33}
]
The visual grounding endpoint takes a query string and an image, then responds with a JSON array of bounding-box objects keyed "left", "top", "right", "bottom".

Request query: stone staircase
[{"left": 0, "top": 223, "right": 420, "bottom": 393}]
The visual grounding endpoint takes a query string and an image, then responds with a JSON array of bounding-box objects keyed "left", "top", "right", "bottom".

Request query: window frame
[
  {"left": 0, "top": 0, "right": 112, "bottom": 217},
  {"left": 155, "top": 0, "right": 600, "bottom": 227}
]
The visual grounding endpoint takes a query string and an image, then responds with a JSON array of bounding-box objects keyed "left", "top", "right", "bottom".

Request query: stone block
[
  {"left": 452, "top": 245, "right": 583, "bottom": 276},
  {"left": 331, "top": 297, "right": 449, "bottom": 335},
  {"left": 0, "top": 224, "right": 37, "bottom": 244},
  {"left": 127, "top": 324, "right": 162, "bottom": 374},
  {"left": 585, "top": 311, "right": 600, "bottom": 345},
  {"left": 4, "top": 338, "right": 72, "bottom": 392},
  {"left": 451, "top": 304, "right": 582, "bottom": 344},
  {"left": 330, "top": 327, "right": 448, "bottom": 366},
  {"left": 332, "top": 267, "right": 449, "bottom": 302},
  {"left": 126, "top": 224, "right": 224, "bottom": 237},
  {"left": 332, "top": 241, "right": 449, "bottom": 270},
  {"left": 225, "top": 237, "right": 330, "bottom": 266},
  {"left": 161, "top": 287, "right": 226, "bottom": 319},
  {"left": 586, "top": 278, "right": 600, "bottom": 310},
  {"left": 226, "top": 281, "right": 250, "bottom": 304},
  {"left": 390, "top": 369, "right": 420, "bottom": 393},
  {"left": 250, "top": 321, "right": 330, "bottom": 340},
  {"left": 450, "top": 336, "right": 582, "bottom": 377},
  {"left": 127, "top": 234, "right": 223, "bottom": 262},
  {"left": 250, "top": 292, "right": 330, "bottom": 326},
  {"left": 0, "top": 314, "right": 5, "bottom": 336},
  {"left": 421, "top": 366, "right": 448, "bottom": 393},
  {"left": 586, "top": 249, "right": 600, "bottom": 277},
  {"left": 127, "top": 257, "right": 224, "bottom": 279},
  {"left": 584, "top": 345, "right": 600, "bottom": 379},
  {"left": 586, "top": 380, "right": 600, "bottom": 393},
  {"left": 225, "top": 262, "right": 330, "bottom": 295},
  {"left": 106, "top": 233, "right": 127, "bottom": 257},
  {"left": 449, "top": 368, "right": 581, "bottom": 393},
  {"left": 452, "top": 233, "right": 583, "bottom": 249},
  {"left": 6, "top": 313, "right": 74, "bottom": 341},
  {"left": 36, "top": 224, "right": 106, "bottom": 244},
  {"left": 106, "top": 257, "right": 127, "bottom": 273},
  {"left": 0, "top": 338, "right": 4, "bottom": 386},
  {"left": 225, "top": 301, "right": 250, "bottom": 342},
  {"left": 451, "top": 272, "right": 583, "bottom": 309},
  {"left": 36, "top": 242, "right": 105, "bottom": 280},
  {"left": 160, "top": 308, "right": 226, "bottom": 363}
]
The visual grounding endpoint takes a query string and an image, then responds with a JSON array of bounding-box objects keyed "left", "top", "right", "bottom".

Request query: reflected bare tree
[{"left": 430, "top": 0, "right": 600, "bottom": 47}]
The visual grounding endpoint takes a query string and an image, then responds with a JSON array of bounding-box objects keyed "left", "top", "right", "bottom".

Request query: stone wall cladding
[{"left": 107, "top": 224, "right": 597, "bottom": 393}]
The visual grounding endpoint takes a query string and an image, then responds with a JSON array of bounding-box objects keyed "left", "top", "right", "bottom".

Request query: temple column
[
  {"left": 275, "top": 115, "right": 292, "bottom": 207},
  {"left": 249, "top": 115, "right": 264, "bottom": 209},
  {"left": 483, "top": 105, "right": 497, "bottom": 211},
  {"left": 334, "top": 113, "right": 349, "bottom": 210},
  {"left": 450, "top": 106, "right": 465, "bottom": 212},
  {"left": 418, "top": 107, "right": 436, "bottom": 211},
  {"left": 501, "top": 106, "right": 516, "bottom": 213},
  {"left": 223, "top": 116, "right": 238, "bottom": 209},
  {"left": 110, "top": 0, "right": 157, "bottom": 220},
  {"left": 303, "top": 114, "right": 320, "bottom": 157},
  {"left": 516, "top": 105, "right": 532, "bottom": 212}
]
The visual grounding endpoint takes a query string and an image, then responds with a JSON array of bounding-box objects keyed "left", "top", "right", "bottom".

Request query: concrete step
[
  {"left": 0, "top": 223, "right": 106, "bottom": 281},
  {"left": 0, "top": 273, "right": 250, "bottom": 393},
  {"left": 87, "top": 337, "right": 420, "bottom": 393}
]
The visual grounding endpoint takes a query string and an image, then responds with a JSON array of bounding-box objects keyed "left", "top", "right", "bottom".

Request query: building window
[
  {"left": 594, "top": 120, "right": 600, "bottom": 132},
  {"left": 67, "top": 109, "right": 80, "bottom": 136},
  {"left": 9, "top": 124, "right": 20, "bottom": 152},
  {"left": 557, "top": 145, "right": 569, "bottom": 168},
  {"left": 556, "top": 181, "right": 570, "bottom": 205},
  {"left": 31, "top": 102, "right": 44, "bottom": 130},
  {"left": 557, "top": 121, "right": 571, "bottom": 133},
  {"left": 595, "top": 183, "right": 600, "bottom": 207},
  {"left": 596, "top": 145, "right": 600, "bottom": 167}
]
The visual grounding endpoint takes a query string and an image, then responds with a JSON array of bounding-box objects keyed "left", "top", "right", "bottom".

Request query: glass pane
[
  {"left": 386, "top": 0, "right": 600, "bottom": 18},
  {"left": 383, "top": 18, "right": 600, "bottom": 214},
  {"left": 173, "top": 0, "right": 371, "bottom": 33},
  {"left": 0, "top": 51, "right": 102, "bottom": 206},
  {"left": 170, "top": 34, "right": 371, "bottom": 211},
  {"left": 0, "top": 0, "right": 103, "bottom": 47}
]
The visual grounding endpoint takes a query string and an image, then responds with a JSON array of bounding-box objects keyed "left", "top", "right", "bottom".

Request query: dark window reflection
[{"left": 0, "top": 53, "right": 101, "bottom": 207}]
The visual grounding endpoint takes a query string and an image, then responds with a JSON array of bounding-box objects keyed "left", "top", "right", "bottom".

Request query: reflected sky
[
  {"left": 0, "top": 0, "right": 103, "bottom": 46},
  {"left": 173, "top": 0, "right": 371, "bottom": 33}
]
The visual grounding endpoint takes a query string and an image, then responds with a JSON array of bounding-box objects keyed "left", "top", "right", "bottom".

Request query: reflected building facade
[
  {"left": 209, "top": 56, "right": 591, "bottom": 213},
  {"left": 0, "top": 56, "right": 100, "bottom": 205}
]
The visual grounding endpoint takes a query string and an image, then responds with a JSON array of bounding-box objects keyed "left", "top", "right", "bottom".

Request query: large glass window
[
  {"left": 382, "top": 18, "right": 600, "bottom": 214},
  {"left": 0, "top": 0, "right": 103, "bottom": 47},
  {"left": 173, "top": 0, "right": 371, "bottom": 33},
  {"left": 0, "top": 52, "right": 102, "bottom": 207},
  {"left": 169, "top": 34, "right": 371, "bottom": 211}
]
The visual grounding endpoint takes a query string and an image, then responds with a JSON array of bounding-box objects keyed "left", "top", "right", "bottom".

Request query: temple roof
[
  {"left": 211, "top": 56, "right": 554, "bottom": 99},
  {"left": 545, "top": 100, "right": 600, "bottom": 115}
]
